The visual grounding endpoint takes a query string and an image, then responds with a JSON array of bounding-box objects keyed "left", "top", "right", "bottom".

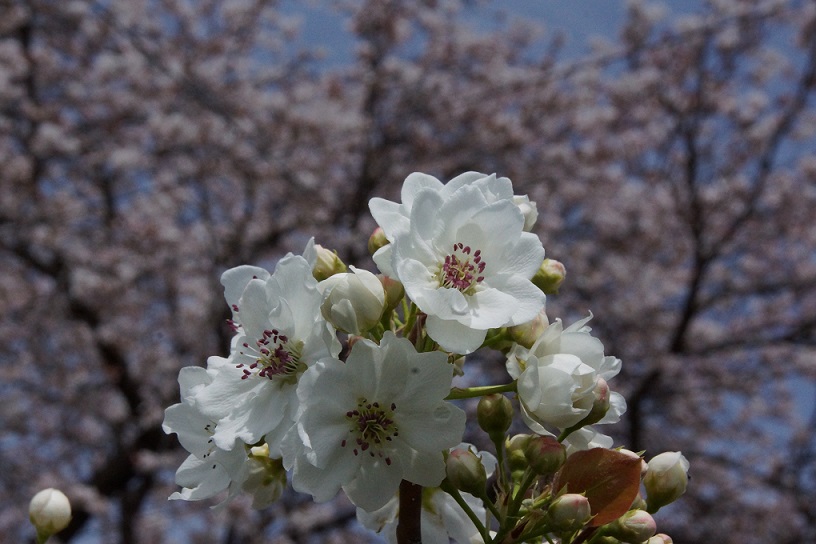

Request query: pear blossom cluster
[{"left": 164, "top": 172, "right": 690, "bottom": 543}]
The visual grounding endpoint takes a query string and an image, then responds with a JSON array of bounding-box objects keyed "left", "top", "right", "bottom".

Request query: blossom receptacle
[
  {"left": 524, "top": 435, "right": 566, "bottom": 475},
  {"left": 477, "top": 394, "right": 513, "bottom": 438},
  {"left": 319, "top": 266, "right": 386, "bottom": 335},
  {"left": 604, "top": 509, "right": 657, "bottom": 543},
  {"left": 531, "top": 258, "right": 566, "bottom": 294},
  {"left": 643, "top": 452, "right": 690, "bottom": 512},
  {"left": 445, "top": 447, "right": 487, "bottom": 496},
  {"left": 312, "top": 244, "right": 347, "bottom": 281},
  {"left": 29, "top": 488, "right": 71, "bottom": 541},
  {"left": 548, "top": 493, "right": 591, "bottom": 532}
]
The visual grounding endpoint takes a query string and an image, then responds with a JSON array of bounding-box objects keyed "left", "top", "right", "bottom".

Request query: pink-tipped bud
[
  {"left": 647, "top": 534, "right": 674, "bottom": 544},
  {"left": 477, "top": 394, "right": 513, "bottom": 438},
  {"left": 531, "top": 258, "right": 566, "bottom": 294},
  {"left": 524, "top": 435, "right": 567, "bottom": 475},
  {"left": 378, "top": 274, "right": 404, "bottom": 313},
  {"left": 605, "top": 509, "right": 657, "bottom": 543},
  {"left": 643, "top": 452, "right": 690, "bottom": 512},
  {"left": 445, "top": 447, "right": 487, "bottom": 496},
  {"left": 368, "top": 227, "right": 388, "bottom": 255},
  {"left": 508, "top": 309, "right": 549, "bottom": 349},
  {"left": 312, "top": 244, "right": 347, "bottom": 281},
  {"left": 548, "top": 493, "right": 591, "bottom": 531}
]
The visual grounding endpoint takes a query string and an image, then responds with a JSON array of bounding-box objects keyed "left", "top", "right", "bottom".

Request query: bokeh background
[{"left": 2, "top": 0, "right": 815, "bottom": 542}]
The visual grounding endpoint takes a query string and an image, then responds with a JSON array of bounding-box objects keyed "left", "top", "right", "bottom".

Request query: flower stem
[
  {"left": 396, "top": 480, "right": 422, "bottom": 544},
  {"left": 440, "top": 480, "right": 491, "bottom": 543},
  {"left": 446, "top": 382, "right": 517, "bottom": 400}
]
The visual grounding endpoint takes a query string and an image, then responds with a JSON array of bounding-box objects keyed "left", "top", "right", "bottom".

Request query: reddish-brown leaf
[{"left": 553, "top": 448, "right": 642, "bottom": 527}]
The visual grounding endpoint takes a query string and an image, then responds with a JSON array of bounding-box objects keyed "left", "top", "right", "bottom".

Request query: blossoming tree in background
[
  {"left": 2, "top": 0, "right": 816, "bottom": 542},
  {"left": 163, "top": 171, "right": 690, "bottom": 543}
]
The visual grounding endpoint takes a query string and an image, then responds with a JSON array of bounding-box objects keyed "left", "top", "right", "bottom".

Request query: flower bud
[
  {"left": 29, "top": 488, "right": 71, "bottom": 540},
  {"left": 312, "top": 244, "right": 347, "bottom": 281},
  {"left": 319, "top": 266, "right": 386, "bottom": 334},
  {"left": 618, "top": 449, "right": 648, "bottom": 477},
  {"left": 368, "top": 227, "right": 388, "bottom": 255},
  {"left": 524, "top": 435, "right": 566, "bottom": 475},
  {"left": 477, "top": 394, "right": 513, "bottom": 438},
  {"left": 643, "top": 452, "right": 690, "bottom": 512},
  {"left": 604, "top": 509, "right": 656, "bottom": 543},
  {"left": 548, "top": 493, "right": 591, "bottom": 531},
  {"left": 506, "top": 434, "right": 532, "bottom": 474},
  {"left": 445, "top": 447, "right": 487, "bottom": 496},
  {"left": 647, "top": 534, "right": 673, "bottom": 544},
  {"left": 378, "top": 274, "right": 404, "bottom": 313},
  {"left": 508, "top": 309, "right": 549, "bottom": 349},
  {"left": 512, "top": 195, "right": 538, "bottom": 231},
  {"left": 531, "top": 258, "right": 566, "bottom": 294}
]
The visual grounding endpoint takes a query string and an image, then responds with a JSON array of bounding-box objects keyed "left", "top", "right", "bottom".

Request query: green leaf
[{"left": 552, "top": 448, "right": 642, "bottom": 527}]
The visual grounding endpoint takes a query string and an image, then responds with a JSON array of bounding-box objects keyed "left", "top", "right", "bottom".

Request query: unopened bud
[
  {"left": 524, "top": 435, "right": 566, "bottom": 475},
  {"left": 618, "top": 449, "right": 648, "bottom": 477},
  {"left": 604, "top": 509, "right": 656, "bottom": 543},
  {"left": 647, "top": 534, "right": 673, "bottom": 544},
  {"left": 548, "top": 493, "right": 591, "bottom": 531},
  {"left": 29, "top": 488, "right": 71, "bottom": 541},
  {"left": 512, "top": 195, "right": 538, "bottom": 231},
  {"left": 378, "top": 274, "right": 404, "bottom": 313},
  {"left": 312, "top": 244, "right": 347, "bottom": 281},
  {"left": 506, "top": 434, "right": 532, "bottom": 474},
  {"left": 508, "top": 309, "right": 549, "bottom": 349},
  {"left": 445, "top": 447, "right": 487, "bottom": 496},
  {"left": 643, "top": 452, "right": 690, "bottom": 513},
  {"left": 368, "top": 227, "right": 388, "bottom": 255},
  {"left": 531, "top": 258, "right": 566, "bottom": 294},
  {"left": 319, "top": 267, "right": 385, "bottom": 334},
  {"left": 477, "top": 394, "right": 513, "bottom": 438}
]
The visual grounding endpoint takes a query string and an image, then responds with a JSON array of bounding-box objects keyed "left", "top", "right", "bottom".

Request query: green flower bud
[
  {"left": 506, "top": 434, "right": 533, "bottom": 475},
  {"left": 312, "top": 244, "right": 347, "bottom": 281},
  {"left": 548, "top": 493, "right": 591, "bottom": 532},
  {"left": 643, "top": 452, "right": 690, "bottom": 513},
  {"left": 445, "top": 447, "right": 487, "bottom": 496},
  {"left": 605, "top": 509, "right": 657, "bottom": 544},
  {"left": 524, "top": 435, "right": 566, "bottom": 475},
  {"left": 531, "top": 258, "right": 566, "bottom": 294},
  {"left": 477, "top": 394, "right": 513, "bottom": 438},
  {"left": 368, "top": 227, "right": 388, "bottom": 255},
  {"left": 29, "top": 488, "right": 71, "bottom": 542}
]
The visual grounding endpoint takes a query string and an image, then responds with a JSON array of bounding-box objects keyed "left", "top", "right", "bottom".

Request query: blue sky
[{"left": 283, "top": 0, "right": 708, "bottom": 65}]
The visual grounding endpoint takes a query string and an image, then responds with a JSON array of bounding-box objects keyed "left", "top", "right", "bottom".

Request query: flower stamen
[
  {"left": 237, "top": 329, "right": 305, "bottom": 382},
  {"left": 342, "top": 398, "right": 399, "bottom": 464},
  {"left": 438, "top": 242, "right": 486, "bottom": 293}
]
